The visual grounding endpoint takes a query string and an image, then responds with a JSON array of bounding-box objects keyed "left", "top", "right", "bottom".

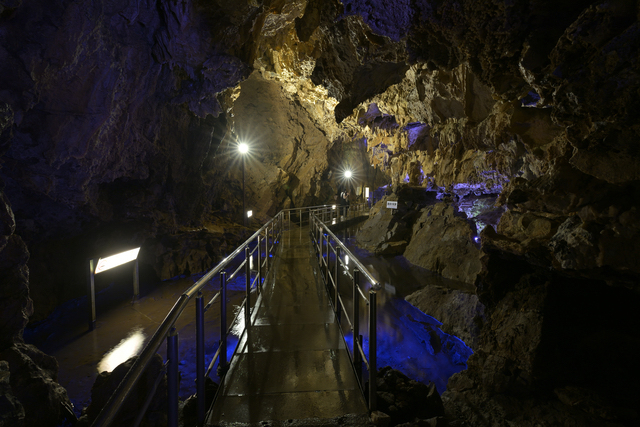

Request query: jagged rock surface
[{"left": 0, "top": 343, "right": 75, "bottom": 427}]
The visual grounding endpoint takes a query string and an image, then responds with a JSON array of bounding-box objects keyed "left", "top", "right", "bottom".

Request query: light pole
[{"left": 238, "top": 142, "right": 249, "bottom": 227}]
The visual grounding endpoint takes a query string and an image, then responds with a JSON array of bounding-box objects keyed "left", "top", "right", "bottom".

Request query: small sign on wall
[{"left": 387, "top": 201, "right": 398, "bottom": 209}]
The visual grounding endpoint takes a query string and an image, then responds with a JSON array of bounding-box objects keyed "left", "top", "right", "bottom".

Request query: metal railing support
[
  {"left": 352, "top": 269, "right": 361, "bottom": 383},
  {"left": 195, "top": 292, "right": 205, "bottom": 426},
  {"left": 245, "top": 247, "right": 251, "bottom": 328},
  {"left": 334, "top": 246, "right": 341, "bottom": 322},
  {"left": 324, "top": 235, "right": 329, "bottom": 279},
  {"left": 257, "top": 235, "right": 262, "bottom": 292},
  {"left": 167, "top": 328, "right": 179, "bottom": 427},
  {"left": 218, "top": 271, "right": 228, "bottom": 375},
  {"left": 369, "top": 290, "right": 377, "bottom": 412},
  {"left": 133, "top": 259, "right": 140, "bottom": 299}
]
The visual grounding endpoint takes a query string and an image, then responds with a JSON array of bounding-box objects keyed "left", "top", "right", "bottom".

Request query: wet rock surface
[{"left": 375, "top": 366, "right": 445, "bottom": 426}]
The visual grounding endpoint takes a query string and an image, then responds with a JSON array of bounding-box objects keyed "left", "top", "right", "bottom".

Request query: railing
[
  {"left": 309, "top": 206, "right": 379, "bottom": 412},
  {"left": 90, "top": 202, "right": 373, "bottom": 427},
  {"left": 91, "top": 211, "right": 286, "bottom": 427}
]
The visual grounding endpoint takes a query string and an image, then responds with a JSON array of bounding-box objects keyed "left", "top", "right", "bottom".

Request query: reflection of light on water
[{"left": 97, "top": 327, "right": 146, "bottom": 373}]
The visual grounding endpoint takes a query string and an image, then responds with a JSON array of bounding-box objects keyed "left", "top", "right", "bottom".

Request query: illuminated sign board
[{"left": 95, "top": 248, "right": 141, "bottom": 274}]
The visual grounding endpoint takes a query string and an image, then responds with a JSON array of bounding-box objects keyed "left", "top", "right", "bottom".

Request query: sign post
[
  {"left": 386, "top": 200, "right": 398, "bottom": 214},
  {"left": 88, "top": 247, "right": 141, "bottom": 331}
]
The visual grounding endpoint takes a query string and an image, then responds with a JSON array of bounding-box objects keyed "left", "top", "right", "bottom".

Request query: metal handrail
[
  {"left": 309, "top": 205, "right": 379, "bottom": 412},
  {"left": 91, "top": 211, "right": 286, "bottom": 427},
  {"left": 90, "top": 204, "right": 346, "bottom": 427}
]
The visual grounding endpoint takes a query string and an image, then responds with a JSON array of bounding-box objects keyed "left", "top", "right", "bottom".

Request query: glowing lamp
[
  {"left": 238, "top": 142, "right": 249, "bottom": 154},
  {"left": 247, "top": 210, "right": 253, "bottom": 218},
  {"left": 345, "top": 255, "right": 350, "bottom": 266},
  {"left": 365, "top": 187, "right": 370, "bottom": 198},
  {"left": 344, "top": 170, "right": 352, "bottom": 179},
  {"left": 95, "top": 248, "right": 141, "bottom": 274}
]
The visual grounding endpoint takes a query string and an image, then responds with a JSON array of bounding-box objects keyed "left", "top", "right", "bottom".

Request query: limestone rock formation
[
  {"left": 405, "top": 286, "right": 484, "bottom": 351},
  {"left": 403, "top": 203, "right": 483, "bottom": 285}
]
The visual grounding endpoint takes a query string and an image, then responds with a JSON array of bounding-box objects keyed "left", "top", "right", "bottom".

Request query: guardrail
[
  {"left": 90, "top": 202, "right": 373, "bottom": 427},
  {"left": 91, "top": 211, "right": 286, "bottom": 427},
  {"left": 310, "top": 205, "right": 379, "bottom": 412}
]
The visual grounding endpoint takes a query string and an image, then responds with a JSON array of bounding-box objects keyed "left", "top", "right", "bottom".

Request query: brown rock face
[{"left": 404, "top": 203, "right": 483, "bottom": 285}]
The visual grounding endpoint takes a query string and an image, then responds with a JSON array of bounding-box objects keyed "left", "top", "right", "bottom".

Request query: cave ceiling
[{"left": 0, "top": 0, "right": 639, "bottom": 318}]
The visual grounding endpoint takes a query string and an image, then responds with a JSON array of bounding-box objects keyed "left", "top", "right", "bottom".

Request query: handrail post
[
  {"left": 167, "top": 327, "right": 179, "bottom": 427},
  {"left": 318, "top": 230, "right": 323, "bottom": 272},
  {"left": 257, "top": 235, "right": 262, "bottom": 293},
  {"left": 335, "top": 246, "right": 341, "bottom": 322},
  {"left": 353, "top": 269, "right": 361, "bottom": 384},
  {"left": 133, "top": 259, "right": 140, "bottom": 299},
  {"left": 245, "top": 247, "right": 251, "bottom": 329},
  {"left": 195, "top": 292, "right": 205, "bottom": 426},
  {"left": 325, "top": 236, "right": 329, "bottom": 280},
  {"left": 87, "top": 258, "right": 96, "bottom": 331},
  {"left": 369, "top": 290, "right": 377, "bottom": 412},
  {"left": 218, "top": 271, "right": 228, "bottom": 375}
]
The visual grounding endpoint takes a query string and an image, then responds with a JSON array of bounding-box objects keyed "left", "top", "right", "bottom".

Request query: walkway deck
[{"left": 206, "top": 225, "right": 368, "bottom": 425}]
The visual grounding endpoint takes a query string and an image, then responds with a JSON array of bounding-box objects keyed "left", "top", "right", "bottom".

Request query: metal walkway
[{"left": 206, "top": 225, "right": 368, "bottom": 425}]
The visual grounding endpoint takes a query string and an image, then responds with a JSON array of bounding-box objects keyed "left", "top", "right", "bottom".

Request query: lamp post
[{"left": 238, "top": 142, "right": 249, "bottom": 227}]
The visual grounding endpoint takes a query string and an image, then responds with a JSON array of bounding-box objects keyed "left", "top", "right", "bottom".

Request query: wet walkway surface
[{"left": 206, "top": 225, "right": 368, "bottom": 425}]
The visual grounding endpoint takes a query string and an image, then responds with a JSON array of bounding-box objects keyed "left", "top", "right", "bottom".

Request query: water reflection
[
  {"left": 332, "top": 223, "right": 473, "bottom": 393},
  {"left": 97, "top": 327, "right": 146, "bottom": 373}
]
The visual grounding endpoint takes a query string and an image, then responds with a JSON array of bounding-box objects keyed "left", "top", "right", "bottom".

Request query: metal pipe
[
  {"left": 88, "top": 259, "right": 96, "bottom": 331},
  {"left": 133, "top": 259, "right": 140, "bottom": 299},
  {"left": 219, "top": 271, "right": 228, "bottom": 374},
  {"left": 257, "top": 235, "right": 262, "bottom": 293},
  {"left": 325, "top": 236, "right": 329, "bottom": 280},
  {"left": 167, "top": 328, "right": 179, "bottom": 427},
  {"left": 245, "top": 247, "right": 251, "bottom": 329},
  {"left": 196, "top": 292, "right": 205, "bottom": 426},
  {"left": 131, "top": 365, "right": 166, "bottom": 427},
  {"left": 369, "top": 290, "right": 377, "bottom": 412},
  {"left": 334, "top": 246, "right": 341, "bottom": 322},
  {"left": 353, "top": 269, "right": 361, "bottom": 383}
]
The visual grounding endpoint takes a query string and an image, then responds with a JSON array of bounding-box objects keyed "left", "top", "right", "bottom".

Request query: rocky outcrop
[
  {"left": 0, "top": 190, "right": 31, "bottom": 348},
  {"left": 405, "top": 286, "right": 484, "bottom": 351},
  {"left": 375, "top": 366, "right": 445, "bottom": 426},
  {"left": 0, "top": 343, "right": 75, "bottom": 427},
  {"left": 404, "top": 203, "right": 483, "bottom": 285},
  {"left": 77, "top": 354, "right": 167, "bottom": 427}
]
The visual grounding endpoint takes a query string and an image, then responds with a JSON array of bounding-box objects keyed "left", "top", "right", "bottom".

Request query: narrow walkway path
[{"left": 206, "top": 225, "right": 368, "bottom": 425}]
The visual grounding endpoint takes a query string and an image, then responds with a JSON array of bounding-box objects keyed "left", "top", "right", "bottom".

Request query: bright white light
[
  {"left": 97, "top": 327, "right": 146, "bottom": 373},
  {"left": 332, "top": 219, "right": 336, "bottom": 225},
  {"left": 332, "top": 205, "right": 336, "bottom": 210},
  {"left": 249, "top": 254, "right": 253, "bottom": 269},
  {"left": 474, "top": 236, "right": 480, "bottom": 243},
  {"left": 247, "top": 210, "right": 253, "bottom": 218},
  {"left": 344, "top": 170, "right": 352, "bottom": 179},
  {"left": 345, "top": 255, "right": 350, "bottom": 265},
  {"left": 238, "top": 142, "right": 249, "bottom": 154},
  {"left": 365, "top": 187, "right": 370, "bottom": 198},
  {"left": 95, "top": 248, "right": 140, "bottom": 274}
]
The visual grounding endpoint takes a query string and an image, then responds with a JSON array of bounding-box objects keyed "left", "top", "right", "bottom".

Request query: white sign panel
[
  {"left": 95, "top": 247, "right": 141, "bottom": 274},
  {"left": 387, "top": 201, "right": 398, "bottom": 209}
]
